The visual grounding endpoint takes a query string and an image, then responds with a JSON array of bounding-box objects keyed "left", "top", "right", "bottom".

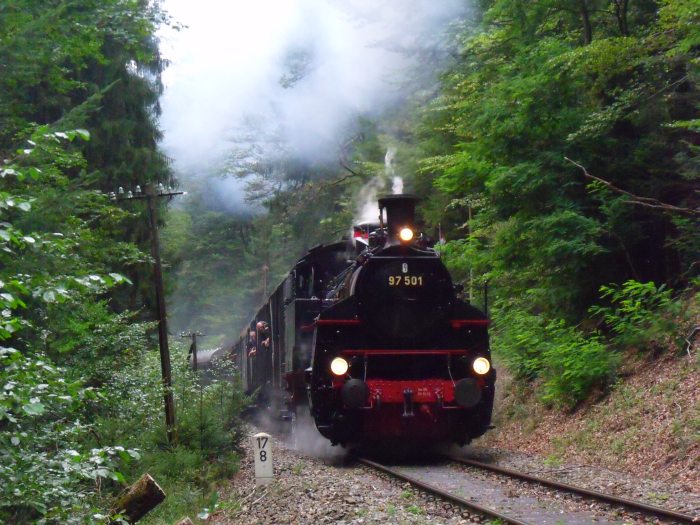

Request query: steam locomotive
[{"left": 231, "top": 195, "right": 495, "bottom": 446}]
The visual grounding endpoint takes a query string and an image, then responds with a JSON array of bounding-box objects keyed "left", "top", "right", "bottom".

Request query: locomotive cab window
[{"left": 295, "top": 265, "right": 314, "bottom": 298}]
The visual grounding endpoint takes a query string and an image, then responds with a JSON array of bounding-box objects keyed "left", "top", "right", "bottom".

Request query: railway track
[
  {"left": 449, "top": 455, "right": 699, "bottom": 524},
  {"left": 357, "top": 456, "right": 528, "bottom": 524},
  {"left": 356, "top": 455, "right": 700, "bottom": 525}
]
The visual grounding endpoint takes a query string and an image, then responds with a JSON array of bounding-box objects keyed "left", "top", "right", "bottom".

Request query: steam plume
[{"left": 159, "top": 0, "right": 470, "bottom": 210}]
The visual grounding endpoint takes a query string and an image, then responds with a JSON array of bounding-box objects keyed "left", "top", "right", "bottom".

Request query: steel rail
[
  {"left": 356, "top": 457, "right": 529, "bottom": 525},
  {"left": 449, "top": 456, "right": 699, "bottom": 524}
]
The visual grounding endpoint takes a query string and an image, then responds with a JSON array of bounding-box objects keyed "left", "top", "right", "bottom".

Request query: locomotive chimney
[{"left": 378, "top": 194, "right": 419, "bottom": 245}]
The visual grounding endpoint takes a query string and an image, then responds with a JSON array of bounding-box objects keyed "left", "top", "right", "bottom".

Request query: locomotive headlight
[
  {"left": 330, "top": 357, "right": 349, "bottom": 376},
  {"left": 472, "top": 357, "right": 491, "bottom": 375},
  {"left": 399, "top": 227, "right": 414, "bottom": 242}
]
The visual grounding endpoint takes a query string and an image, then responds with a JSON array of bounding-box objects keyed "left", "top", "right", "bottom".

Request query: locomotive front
[{"left": 308, "top": 195, "right": 495, "bottom": 446}]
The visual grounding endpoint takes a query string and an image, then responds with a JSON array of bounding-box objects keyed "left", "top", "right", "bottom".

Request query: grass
[
  {"left": 139, "top": 478, "right": 210, "bottom": 524},
  {"left": 610, "top": 436, "right": 628, "bottom": 456},
  {"left": 134, "top": 447, "right": 241, "bottom": 524},
  {"left": 543, "top": 454, "right": 563, "bottom": 468},
  {"left": 610, "top": 382, "right": 639, "bottom": 410},
  {"left": 646, "top": 492, "right": 670, "bottom": 503},
  {"left": 216, "top": 498, "right": 241, "bottom": 514},
  {"left": 650, "top": 378, "right": 680, "bottom": 397},
  {"left": 570, "top": 419, "right": 603, "bottom": 450},
  {"left": 550, "top": 436, "right": 569, "bottom": 456}
]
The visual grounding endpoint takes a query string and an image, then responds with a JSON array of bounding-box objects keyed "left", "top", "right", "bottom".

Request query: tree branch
[
  {"left": 564, "top": 157, "right": 699, "bottom": 216},
  {"left": 336, "top": 160, "right": 365, "bottom": 181},
  {"left": 335, "top": 133, "right": 370, "bottom": 183}
]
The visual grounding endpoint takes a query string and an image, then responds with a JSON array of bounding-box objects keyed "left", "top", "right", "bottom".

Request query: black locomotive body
[{"left": 232, "top": 195, "right": 494, "bottom": 446}]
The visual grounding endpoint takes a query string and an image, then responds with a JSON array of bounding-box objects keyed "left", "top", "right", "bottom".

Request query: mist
[{"left": 159, "top": 0, "right": 470, "bottom": 210}]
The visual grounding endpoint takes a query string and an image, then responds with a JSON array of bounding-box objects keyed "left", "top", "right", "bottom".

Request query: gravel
[
  {"left": 210, "top": 424, "right": 699, "bottom": 524},
  {"left": 453, "top": 445, "right": 700, "bottom": 520},
  {"left": 211, "top": 425, "right": 482, "bottom": 524}
]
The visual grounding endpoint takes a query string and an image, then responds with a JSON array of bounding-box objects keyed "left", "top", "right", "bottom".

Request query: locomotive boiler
[{"left": 233, "top": 194, "right": 495, "bottom": 447}]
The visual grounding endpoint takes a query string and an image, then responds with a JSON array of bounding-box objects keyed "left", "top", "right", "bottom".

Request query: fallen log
[{"left": 110, "top": 473, "right": 166, "bottom": 524}]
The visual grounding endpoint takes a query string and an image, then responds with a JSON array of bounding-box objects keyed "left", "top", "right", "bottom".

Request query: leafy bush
[
  {"left": 0, "top": 131, "right": 144, "bottom": 523},
  {"left": 96, "top": 343, "right": 248, "bottom": 524},
  {"left": 0, "top": 348, "right": 138, "bottom": 524},
  {"left": 494, "top": 308, "right": 619, "bottom": 408},
  {"left": 0, "top": 130, "right": 248, "bottom": 523},
  {"left": 538, "top": 320, "right": 618, "bottom": 408},
  {"left": 589, "top": 280, "right": 681, "bottom": 350}
]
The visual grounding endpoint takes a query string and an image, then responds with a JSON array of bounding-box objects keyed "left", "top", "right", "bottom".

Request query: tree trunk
[
  {"left": 579, "top": 0, "right": 593, "bottom": 44},
  {"left": 614, "top": 0, "right": 629, "bottom": 36},
  {"left": 110, "top": 473, "right": 166, "bottom": 524}
]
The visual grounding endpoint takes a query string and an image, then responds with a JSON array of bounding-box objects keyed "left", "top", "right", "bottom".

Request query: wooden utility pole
[
  {"left": 146, "top": 186, "right": 176, "bottom": 444},
  {"left": 113, "top": 184, "right": 183, "bottom": 445},
  {"left": 181, "top": 331, "right": 204, "bottom": 371}
]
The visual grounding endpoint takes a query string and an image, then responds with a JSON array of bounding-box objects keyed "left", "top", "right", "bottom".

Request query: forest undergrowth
[{"left": 482, "top": 320, "right": 699, "bottom": 489}]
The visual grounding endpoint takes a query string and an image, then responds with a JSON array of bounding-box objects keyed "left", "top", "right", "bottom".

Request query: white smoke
[
  {"left": 387, "top": 147, "right": 404, "bottom": 194},
  {"left": 158, "top": 0, "right": 471, "bottom": 209},
  {"left": 289, "top": 408, "right": 346, "bottom": 460},
  {"left": 354, "top": 145, "right": 406, "bottom": 224},
  {"left": 356, "top": 176, "right": 387, "bottom": 224}
]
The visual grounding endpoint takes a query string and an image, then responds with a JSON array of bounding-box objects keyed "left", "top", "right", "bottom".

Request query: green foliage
[
  {"left": 97, "top": 342, "right": 248, "bottom": 525},
  {"left": 538, "top": 321, "right": 618, "bottom": 408},
  {"left": 162, "top": 203, "right": 256, "bottom": 338},
  {"left": 590, "top": 280, "right": 681, "bottom": 350},
  {"left": 0, "top": 131, "right": 144, "bottom": 522},
  {"left": 0, "top": 0, "right": 172, "bottom": 316},
  {"left": 418, "top": 0, "right": 700, "bottom": 321},
  {"left": 0, "top": 1, "right": 255, "bottom": 522},
  {"left": 494, "top": 308, "right": 619, "bottom": 408},
  {"left": 1, "top": 129, "right": 140, "bottom": 355},
  {"left": 0, "top": 347, "right": 138, "bottom": 523},
  {"left": 0, "top": 112, "right": 170, "bottom": 525}
]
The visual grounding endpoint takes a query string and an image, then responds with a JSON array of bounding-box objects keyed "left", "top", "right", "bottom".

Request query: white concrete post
[{"left": 253, "top": 432, "right": 273, "bottom": 486}]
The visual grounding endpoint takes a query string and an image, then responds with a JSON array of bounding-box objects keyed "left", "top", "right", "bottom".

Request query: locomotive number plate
[{"left": 388, "top": 275, "right": 424, "bottom": 286}]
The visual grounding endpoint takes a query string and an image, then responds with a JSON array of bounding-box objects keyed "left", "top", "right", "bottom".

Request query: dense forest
[{"left": 0, "top": 0, "right": 697, "bottom": 523}]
